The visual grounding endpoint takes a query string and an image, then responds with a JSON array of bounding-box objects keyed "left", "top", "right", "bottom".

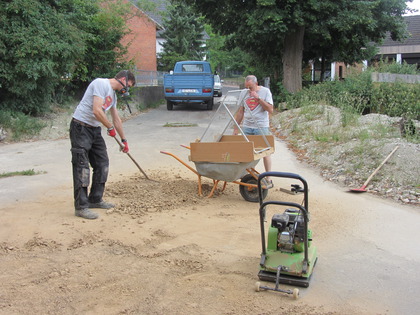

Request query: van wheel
[
  {"left": 206, "top": 99, "right": 214, "bottom": 110},
  {"left": 167, "top": 100, "right": 173, "bottom": 110}
]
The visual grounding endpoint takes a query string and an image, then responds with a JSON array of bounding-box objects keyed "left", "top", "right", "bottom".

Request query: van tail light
[
  {"left": 202, "top": 88, "right": 212, "bottom": 93},
  {"left": 165, "top": 88, "right": 174, "bottom": 93}
]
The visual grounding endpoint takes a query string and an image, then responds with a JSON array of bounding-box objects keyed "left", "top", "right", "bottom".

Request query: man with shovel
[{"left": 70, "top": 70, "right": 135, "bottom": 220}]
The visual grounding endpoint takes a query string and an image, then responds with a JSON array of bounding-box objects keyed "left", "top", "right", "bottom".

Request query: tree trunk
[
  {"left": 282, "top": 26, "right": 305, "bottom": 93},
  {"left": 320, "top": 54, "right": 326, "bottom": 82}
]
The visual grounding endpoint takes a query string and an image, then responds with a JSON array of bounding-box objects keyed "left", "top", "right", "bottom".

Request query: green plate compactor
[{"left": 256, "top": 172, "right": 318, "bottom": 295}]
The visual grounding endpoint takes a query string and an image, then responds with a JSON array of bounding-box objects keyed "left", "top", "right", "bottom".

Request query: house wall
[
  {"left": 121, "top": 3, "right": 158, "bottom": 71},
  {"left": 332, "top": 62, "right": 365, "bottom": 80}
]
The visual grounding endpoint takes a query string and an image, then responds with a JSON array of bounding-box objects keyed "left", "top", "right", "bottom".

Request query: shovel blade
[{"left": 350, "top": 186, "right": 367, "bottom": 193}]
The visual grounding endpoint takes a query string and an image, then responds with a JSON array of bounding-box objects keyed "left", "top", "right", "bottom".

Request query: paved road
[{"left": 1, "top": 86, "right": 419, "bottom": 314}]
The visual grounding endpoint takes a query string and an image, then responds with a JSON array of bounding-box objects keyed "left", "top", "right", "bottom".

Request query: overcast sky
[{"left": 405, "top": 0, "right": 420, "bottom": 15}]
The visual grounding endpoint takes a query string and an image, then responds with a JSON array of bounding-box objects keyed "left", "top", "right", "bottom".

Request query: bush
[
  {"left": 373, "top": 59, "right": 419, "bottom": 75},
  {"left": 285, "top": 71, "right": 372, "bottom": 115},
  {"left": 371, "top": 82, "right": 420, "bottom": 119},
  {"left": 284, "top": 61, "right": 419, "bottom": 119}
]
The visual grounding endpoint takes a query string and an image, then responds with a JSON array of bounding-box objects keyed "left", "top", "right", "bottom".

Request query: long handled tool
[
  {"left": 350, "top": 145, "right": 399, "bottom": 193},
  {"left": 114, "top": 138, "right": 151, "bottom": 181}
]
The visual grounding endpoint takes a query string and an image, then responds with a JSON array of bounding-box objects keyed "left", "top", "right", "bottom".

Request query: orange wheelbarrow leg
[
  {"left": 206, "top": 181, "right": 228, "bottom": 198},
  {"left": 221, "top": 181, "right": 228, "bottom": 192},
  {"left": 207, "top": 180, "right": 220, "bottom": 198},
  {"left": 197, "top": 174, "right": 203, "bottom": 196}
]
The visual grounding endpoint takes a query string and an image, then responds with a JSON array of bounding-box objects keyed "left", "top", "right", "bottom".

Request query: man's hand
[
  {"left": 121, "top": 139, "right": 129, "bottom": 153},
  {"left": 249, "top": 90, "right": 259, "bottom": 99},
  {"left": 107, "top": 126, "right": 116, "bottom": 137}
]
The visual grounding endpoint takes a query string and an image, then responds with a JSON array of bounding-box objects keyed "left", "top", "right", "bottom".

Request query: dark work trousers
[{"left": 70, "top": 120, "right": 109, "bottom": 210}]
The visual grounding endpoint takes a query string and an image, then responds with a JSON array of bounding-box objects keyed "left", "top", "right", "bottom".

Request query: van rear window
[{"left": 182, "top": 64, "right": 204, "bottom": 72}]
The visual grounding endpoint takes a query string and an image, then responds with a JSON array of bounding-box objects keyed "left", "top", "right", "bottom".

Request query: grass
[
  {"left": 0, "top": 110, "right": 46, "bottom": 141},
  {"left": 340, "top": 109, "right": 359, "bottom": 127},
  {"left": 0, "top": 169, "right": 45, "bottom": 178},
  {"left": 313, "top": 129, "right": 341, "bottom": 142},
  {"left": 300, "top": 104, "right": 325, "bottom": 121},
  {"left": 163, "top": 122, "right": 198, "bottom": 127},
  {"left": 274, "top": 104, "right": 407, "bottom": 173},
  {"left": 137, "top": 99, "right": 164, "bottom": 110},
  {"left": 357, "top": 129, "right": 370, "bottom": 141},
  {"left": 279, "top": 99, "right": 413, "bottom": 150}
]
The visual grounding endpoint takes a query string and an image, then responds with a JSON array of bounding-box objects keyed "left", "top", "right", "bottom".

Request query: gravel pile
[{"left": 271, "top": 105, "right": 420, "bottom": 206}]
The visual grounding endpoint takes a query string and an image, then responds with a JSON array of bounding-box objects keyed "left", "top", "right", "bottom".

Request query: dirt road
[{"left": 0, "top": 100, "right": 419, "bottom": 314}]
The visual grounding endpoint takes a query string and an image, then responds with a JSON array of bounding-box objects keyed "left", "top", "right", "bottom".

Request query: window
[{"left": 182, "top": 64, "right": 204, "bottom": 72}]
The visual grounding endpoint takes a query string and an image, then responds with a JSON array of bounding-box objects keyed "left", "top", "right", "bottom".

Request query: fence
[
  {"left": 371, "top": 72, "right": 420, "bottom": 84},
  {"left": 134, "top": 70, "right": 165, "bottom": 86}
]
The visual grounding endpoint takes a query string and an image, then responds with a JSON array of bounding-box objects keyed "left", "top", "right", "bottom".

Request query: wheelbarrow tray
[
  {"left": 189, "top": 135, "right": 275, "bottom": 163},
  {"left": 194, "top": 160, "right": 259, "bottom": 182}
]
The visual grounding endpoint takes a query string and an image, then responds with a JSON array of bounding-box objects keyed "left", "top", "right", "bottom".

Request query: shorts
[{"left": 242, "top": 127, "right": 271, "bottom": 136}]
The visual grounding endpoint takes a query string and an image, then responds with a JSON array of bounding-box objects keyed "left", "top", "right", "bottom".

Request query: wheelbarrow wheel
[{"left": 239, "top": 174, "right": 268, "bottom": 202}]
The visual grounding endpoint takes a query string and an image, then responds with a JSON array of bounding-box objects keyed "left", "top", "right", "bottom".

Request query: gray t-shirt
[
  {"left": 239, "top": 86, "right": 273, "bottom": 128},
  {"left": 73, "top": 78, "right": 117, "bottom": 127}
]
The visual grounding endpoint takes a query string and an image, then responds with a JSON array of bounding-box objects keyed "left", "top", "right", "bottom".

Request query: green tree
[
  {"left": 0, "top": 0, "right": 88, "bottom": 114},
  {"left": 0, "top": 0, "right": 135, "bottom": 114},
  {"left": 303, "top": 0, "right": 409, "bottom": 82},
  {"left": 184, "top": 0, "right": 409, "bottom": 93},
  {"left": 72, "top": 0, "right": 134, "bottom": 85},
  {"left": 157, "top": 1, "right": 206, "bottom": 71},
  {"left": 205, "top": 25, "right": 249, "bottom": 76}
]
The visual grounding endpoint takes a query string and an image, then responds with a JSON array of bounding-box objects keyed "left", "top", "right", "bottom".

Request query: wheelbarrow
[
  {"left": 160, "top": 89, "right": 275, "bottom": 202},
  {"left": 160, "top": 144, "right": 273, "bottom": 202}
]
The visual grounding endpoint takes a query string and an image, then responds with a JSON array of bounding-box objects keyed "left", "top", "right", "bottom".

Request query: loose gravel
[{"left": 271, "top": 105, "right": 419, "bottom": 206}]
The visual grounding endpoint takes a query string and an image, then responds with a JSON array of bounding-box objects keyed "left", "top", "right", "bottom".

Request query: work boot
[
  {"left": 88, "top": 200, "right": 115, "bottom": 209},
  {"left": 261, "top": 178, "right": 274, "bottom": 189},
  {"left": 75, "top": 208, "right": 99, "bottom": 220}
]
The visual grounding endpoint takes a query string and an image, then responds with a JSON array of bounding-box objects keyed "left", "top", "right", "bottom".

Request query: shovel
[
  {"left": 350, "top": 145, "right": 399, "bottom": 193},
  {"left": 114, "top": 138, "right": 152, "bottom": 181}
]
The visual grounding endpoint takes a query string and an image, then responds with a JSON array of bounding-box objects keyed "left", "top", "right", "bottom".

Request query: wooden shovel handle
[
  {"left": 114, "top": 138, "right": 150, "bottom": 180},
  {"left": 362, "top": 145, "right": 399, "bottom": 187}
]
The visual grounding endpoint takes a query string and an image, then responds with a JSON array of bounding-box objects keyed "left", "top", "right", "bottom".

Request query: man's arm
[
  {"left": 110, "top": 106, "right": 129, "bottom": 153},
  {"left": 257, "top": 97, "right": 274, "bottom": 114},
  {"left": 250, "top": 89, "right": 273, "bottom": 114},
  {"left": 233, "top": 106, "right": 244, "bottom": 135},
  {"left": 109, "top": 106, "right": 126, "bottom": 140},
  {"left": 92, "top": 96, "right": 113, "bottom": 129}
]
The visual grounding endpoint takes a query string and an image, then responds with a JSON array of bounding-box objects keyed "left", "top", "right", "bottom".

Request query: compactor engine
[{"left": 270, "top": 209, "right": 310, "bottom": 253}]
